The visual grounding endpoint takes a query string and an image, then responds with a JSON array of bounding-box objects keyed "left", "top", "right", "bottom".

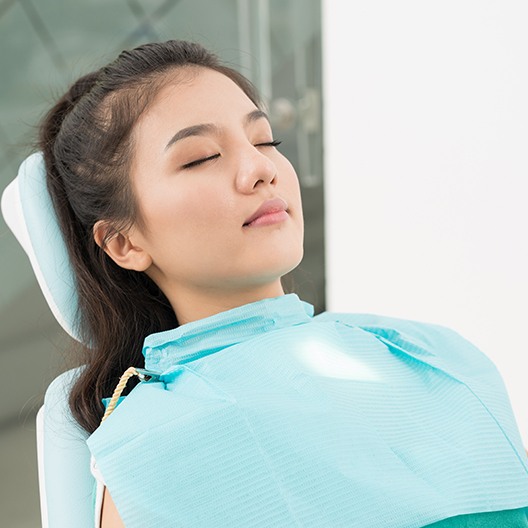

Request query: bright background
[{"left": 323, "top": 0, "right": 528, "bottom": 444}]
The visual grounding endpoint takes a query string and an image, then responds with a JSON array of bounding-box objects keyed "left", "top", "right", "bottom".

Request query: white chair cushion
[{"left": 1, "top": 153, "right": 81, "bottom": 341}]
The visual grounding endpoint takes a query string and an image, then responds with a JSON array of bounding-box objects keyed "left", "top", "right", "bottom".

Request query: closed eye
[
  {"left": 181, "top": 140, "right": 281, "bottom": 169},
  {"left": 181, "top": 154, "right": 220, "bottom": 169},
  {"left": 255, "top": 140, "right": 282, "bottom": 148}
]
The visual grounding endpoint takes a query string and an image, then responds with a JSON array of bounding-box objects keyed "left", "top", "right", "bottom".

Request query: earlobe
[{"left": 93, "top": 220, "right": 152, "bottom": 272}]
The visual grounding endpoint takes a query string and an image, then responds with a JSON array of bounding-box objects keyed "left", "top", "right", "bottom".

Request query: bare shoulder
[{"left": 101, "top": 487, "right": 125, "bottom": 528}]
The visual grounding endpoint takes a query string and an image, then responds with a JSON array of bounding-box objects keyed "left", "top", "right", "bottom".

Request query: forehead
[{"left": 139, "top": 68, "right": 258, "bottom": 130}]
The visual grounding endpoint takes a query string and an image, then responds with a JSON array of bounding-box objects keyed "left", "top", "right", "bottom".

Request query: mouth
[{"left": 243, "top": 197, "right": 289, "bottom": 228}]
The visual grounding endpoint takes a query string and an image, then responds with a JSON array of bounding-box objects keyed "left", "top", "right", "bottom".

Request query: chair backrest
[
  {"left": 35, "top": 406, "right": 49, "bottom": 528},
  {"left": 2, "top": 153, "right": 96, "bottom": 527}
]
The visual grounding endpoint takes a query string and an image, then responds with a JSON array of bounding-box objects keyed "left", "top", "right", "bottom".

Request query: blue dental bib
[{"left": 86, "top": 294, "right": 528, "bottom": 527}]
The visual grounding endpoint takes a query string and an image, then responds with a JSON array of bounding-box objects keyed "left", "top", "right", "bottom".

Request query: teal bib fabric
[
  {"left": 423, "top": 506, "right": 528, "bottom": 527},
  {"left": 86, "top": 294, "right": 528, "bottom": 527}
]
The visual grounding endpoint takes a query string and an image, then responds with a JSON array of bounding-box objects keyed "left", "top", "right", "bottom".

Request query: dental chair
[{"left": 2, "top": 153, "right": 104, "bottom": 528}]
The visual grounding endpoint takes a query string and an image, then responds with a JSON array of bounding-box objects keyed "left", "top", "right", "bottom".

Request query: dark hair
[{"left": 38, "top": 40, "right": 262, "bottom": 434}]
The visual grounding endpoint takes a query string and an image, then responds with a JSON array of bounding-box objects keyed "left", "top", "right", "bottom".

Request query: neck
[{"left": 165, "top": 280, "right": 286, "bottom": 325}]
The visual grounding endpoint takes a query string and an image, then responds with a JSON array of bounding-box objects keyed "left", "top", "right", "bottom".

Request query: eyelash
[{"left": 181, "top": 140, "right": 282, "bottom": 170}]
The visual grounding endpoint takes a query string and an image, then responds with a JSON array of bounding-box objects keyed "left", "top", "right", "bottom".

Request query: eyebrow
[{"left": 164, "top": 109, "right": 270, "bottom": 151}]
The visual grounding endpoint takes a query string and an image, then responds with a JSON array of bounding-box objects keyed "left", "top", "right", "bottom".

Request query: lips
[{"left": 243, "top": 197, "right": 289, "bottom": 226}]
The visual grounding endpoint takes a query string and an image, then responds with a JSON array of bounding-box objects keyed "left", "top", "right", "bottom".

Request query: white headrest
[{"left": 1, "top": 153, "right": 81, "bottom": 342}]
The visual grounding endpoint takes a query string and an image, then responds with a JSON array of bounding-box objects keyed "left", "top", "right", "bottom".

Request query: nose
[{"left": 234, "top": 144, "right": 277, "bottom": 194}]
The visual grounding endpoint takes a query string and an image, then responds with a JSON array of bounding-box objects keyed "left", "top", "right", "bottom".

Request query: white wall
[{"left": 322, "top": 0, "right": 528, "bottom": 444}]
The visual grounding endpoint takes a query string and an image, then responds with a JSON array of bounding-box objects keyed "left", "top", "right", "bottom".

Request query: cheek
[
  {"left": 276, "top": 154, "right": 299, "bottom": 187},
  {"left": 278, "top": 159, "right": 303, "bottom": 212},
  {"left": 144, "top": 185, "right": 235, "bottom": 244}
]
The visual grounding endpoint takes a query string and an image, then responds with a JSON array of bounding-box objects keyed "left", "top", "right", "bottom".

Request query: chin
[
  {"left": 253, "top": 247, "right": 304, "bottom": 280},
  {"left": 217, "top": 250, "right": 302, "bottom": 289}
]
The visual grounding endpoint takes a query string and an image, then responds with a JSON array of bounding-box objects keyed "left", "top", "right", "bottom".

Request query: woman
[{"left": 30, "top": 40, "right": 528, "bottom": 527}]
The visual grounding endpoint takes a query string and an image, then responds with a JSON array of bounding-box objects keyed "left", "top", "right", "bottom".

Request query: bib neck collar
[{"left": 143, "top": 293, "right": 314, "bottom": 371}]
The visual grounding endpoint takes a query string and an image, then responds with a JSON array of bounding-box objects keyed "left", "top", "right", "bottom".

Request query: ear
[{"left": 93, "top": 220, "right": 152, "bottom": 272}]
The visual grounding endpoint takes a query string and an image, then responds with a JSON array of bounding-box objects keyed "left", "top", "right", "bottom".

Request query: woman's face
[{"left": 124, "top": 67, "right": 304, "bottom": 313}]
